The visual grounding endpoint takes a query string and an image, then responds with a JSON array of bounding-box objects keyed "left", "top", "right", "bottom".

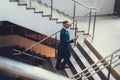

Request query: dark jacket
[{"left": 59, "top": 28, "right": 74, "bottom": 58}]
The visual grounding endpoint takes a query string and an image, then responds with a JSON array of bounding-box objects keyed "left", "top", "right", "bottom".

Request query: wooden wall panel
[{"left": 0, "top": 35, "right": 55, "bottom": 57}]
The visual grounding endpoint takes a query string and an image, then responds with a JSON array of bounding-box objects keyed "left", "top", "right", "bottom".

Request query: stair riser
[
  {"left": 71, "top": 48, "right": 94, "bottom": 80},
  {"left": 77, "top": 43, "right": 107, "bottom": 79}
]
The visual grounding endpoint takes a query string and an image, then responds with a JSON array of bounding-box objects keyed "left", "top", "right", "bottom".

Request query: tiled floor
[{"left": 91, "top": 16, "right": 120, "bottom": 71}]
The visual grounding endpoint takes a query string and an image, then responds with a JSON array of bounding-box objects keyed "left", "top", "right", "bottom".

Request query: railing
[
  {"left": 2, "top": 24, "right": 61, "bottom": 62},
  {"left": 11, "top": 29, "right": 61, "bottom": 61},
  {"left": 72, "top": 0, "right": 97, "bottom": 41},
  {"left": 0, "top": 24, "right": 57, "bottom": 48},
  {"left": 23, "top": 30, "right": 60, "bottom": 53},
  {"left": 26, "top": 0, "right": 97, "bottom": 41},
  {"left": 12, "top": 49, "right": 48, "bottom": 61},
  {"left": 71, "top": 48, "right": 120, "bottom": 80},
  {"left": 0, "top": 56, "right": 71, "bottom": 80}
]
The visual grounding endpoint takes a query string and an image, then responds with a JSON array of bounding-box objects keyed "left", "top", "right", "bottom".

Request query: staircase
[
  {"left": 50, "top": 42, "right": 120, "bottom": 80},
  {"left": 42, "top": 38, "right": 120, "bottom": 80},
  {"left": 0, "top": 0, "right": 120, "bottom": 80},
  {"left": 0, "top": 37, "right": 120, "bottom": 80},
  {"left": 0, "top": 0, "right": 96, "bottom": 37},
  {"left": 0, "top": 21, "right": 58, "bottom": 48},
  {"left": 0, "top": 0, "right": 63, "bottom": 36},
  {"left": 0, "top": 22, "right": 120, "bottom": 80}
]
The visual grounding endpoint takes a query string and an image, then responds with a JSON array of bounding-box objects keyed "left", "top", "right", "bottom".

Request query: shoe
[
  {"left": 55, "top": 66, "right": 61, "bottom": 70},
  {"left": 61, "top": 66, "right": 70, "bottom": 69},
  {"left": 64, "top": 66, "right": 70, "bottom": 68}
]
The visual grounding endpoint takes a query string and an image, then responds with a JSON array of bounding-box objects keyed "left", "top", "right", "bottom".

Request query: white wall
[
  {"left": 0, "top": 0, "right": 62, "bottom": 36},
  {"left": 0, "top": 6, "right": 6, "bottom": 21},
  {"left": 75, "top": 0, "right": 115, "bottom": 15},
  {"left": 93, "top": 0, "right": 115, "bottom": 15},
  {"left": 0, "top": 0, "right": 115, "bottom": 38},
  {"left": 0, "top": 35, "right": 55, "bottom": 57},
  {"left": 77, "top": 0, "right": 115, "bottom": 15},
  {"left": 0, "top": 0, "right": 115, "bottom": 22}
]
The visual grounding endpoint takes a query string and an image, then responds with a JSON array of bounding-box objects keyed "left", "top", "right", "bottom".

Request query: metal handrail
[
  {"left": 83, "top": 58, "right": 120, "bottom": 80},
  {"left": 29, "top": 0, "right": 97, "bottom": 39},
  {"left": 72, "top": 0, "right": 97, "bottom": 11},
  {"left": 71, "top": 0, "right": 97, "bottom": 40},
  {"left": 71, "top": 48, "right": 120, "bottom": 78},
  {"left": 0, "top": 56, "right": 71, "bottom": 80},
  {"left": 76, "top": 55, "right": 120, "bottom": 80},
  {"left": 12, "top": 49, "right": 48, "bottom": 61},
  {"left": 81, "top": 55, "right": 118, "bottom": 77},
  {"left": 22, "top": 30, "right": 60, "bottom": 53},
  {"left": 75, "top": 12, "right": 91, "bottom": 21}
]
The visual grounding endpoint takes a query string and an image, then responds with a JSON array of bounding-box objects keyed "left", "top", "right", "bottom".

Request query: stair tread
[
  {"left": 72, "top": 46, "right": 101, "bottom": 80},
  {"left": 52, "top": 10, "right": 70, "bottom": 22},
  {"left": 24, "top": 0, "right": 71, "bottom": 22},
  {"left": 18, "top": 0, "right": 72, "bottom": 23},
  {"left": 19, "top": 0, "right": 26, "bottom": 4},
  {"left": 50, "top": 58, "right": 70, "bottom": 77},
  {"left": 70, "top": 55, "right": 87, "bottom": 79},
  {"left": 73, "top": 46, "right": 90, "bottom": 67},
  {"left": 70, "top": 55, "right": 82, "bottom": 72},
  {"left": 52, "top": 10, "right": 72, "bottom": 22},
  {"left": 10, "top": 0, "right": 18, "bottom": 2},
  {"left": 43, "top": 61, "right": 55, "bottom": 72},
  {"left": 77, "top": 41, "right": 116, "bottom": 80},
  {"left": 32, "top": 1, "right": 51, "bottom": 15}
]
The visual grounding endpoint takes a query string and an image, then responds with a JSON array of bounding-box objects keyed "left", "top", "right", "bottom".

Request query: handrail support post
[
  {"left": 29, "top": 0, "right": 31, "bottom": 8},
  {"left": 88, "top": 9, "right": 92, "bottom": 35},
  {"left": 55, "top": 33, "right": 57, "bottom": 57},
  {"left": 80, "top": 73, "right": 82, "bottom": 80},
  {"left": 74, "top": 21, "right": 77, "bottom": 46},
  {"left": 108, "top": 54, "right": 113, "bottom": 80},
  {"left": 51, "top": 0, "right": 53, "bottom": 19},
  {"left": 91, "top": 12, "right": 96, "bottom": 42},
  {"left": 73, "top": 1, "right": 76, "bottom": 28}
]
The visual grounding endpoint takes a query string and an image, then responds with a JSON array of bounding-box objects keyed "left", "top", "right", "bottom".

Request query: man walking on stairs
[{"left": 55, "top": 21, "right": 78, "bottom": 70}]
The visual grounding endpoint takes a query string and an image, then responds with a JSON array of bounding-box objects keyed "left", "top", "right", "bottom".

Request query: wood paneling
[{"left": 0, "top": 35, "right": 55, "bottom": 57}]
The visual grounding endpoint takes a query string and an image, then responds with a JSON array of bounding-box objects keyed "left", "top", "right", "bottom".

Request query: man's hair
[{"left": 63, "top": 21, "right": 68, "bottom": 24}]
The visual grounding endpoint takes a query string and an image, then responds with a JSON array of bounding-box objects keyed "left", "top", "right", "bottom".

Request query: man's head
[{"left": 63, "top": 21, "right": 70, "bottom": 29}]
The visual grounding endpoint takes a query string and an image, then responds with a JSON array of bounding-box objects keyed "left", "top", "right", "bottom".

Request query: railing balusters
[
  {"left": 28, "top": 0, "right": 97, "bottom": 41},
  {"left": 30, "top": 0, "right": 31, "bottom": 8},
  {"left": 91, "top": 12, "right": 96, "bottom": 42},
  {"left": 81, "top": 73, "right": 83, "bottom": 80},
  {"left": 71, "top": 48, "right": 120, "bottom": 79},
  {"left": 88, "top": 9, "right": 92, "bottom": 35},
  {"left": 22, "top": 30, "right": 60, "bottom": 53},
  {"left": 55, "top": 33, "right": 57, "bottom": 57},
  {"left": 108, "top": 54, "right": 113, "bottom": 80},
  {"left": 50, "top": 0, "right": 53, "bottom": 19},
  {"left": 0, "top": 57, "right": 71, "bottom": 80},
  {"left": 71, "top": 0, "right": 97, "bottom": 42},
  {"left": 75, "top": 21, "right": 77, "bottom": 37},
  {"left": 73, "top": 1, "right": 76, "bottom": 28}
]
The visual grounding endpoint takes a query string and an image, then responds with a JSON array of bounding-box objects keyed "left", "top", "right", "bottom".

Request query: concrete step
[
  {"left": 19, "top": 0, "right": 27, "bottom": 5},
  {"left": 52, "top": 9, "right": 72, "bottom": 22},
  {"left": 19, "top": 0, "right": 72, "bottom": 22},
  {"left": 43, "top": 60, "right": 55, "bottom": 72},
  {"left": 32, "top": 1, "right": 51, "bottom": 15},
  {"left": 69, "top": 54, "right": 86, "bottom": 79},
  {"left": 72, "top": 46, "right": 101, "bottom": 80},
  {"left": 77, "top": 41, "right": 116, "bottom": 80},
  {"left": 10, "top": 0, "right": 18, "bottom": 2},
  {"left": 50, "top": 58, "right": 69, "bottom": 77}
]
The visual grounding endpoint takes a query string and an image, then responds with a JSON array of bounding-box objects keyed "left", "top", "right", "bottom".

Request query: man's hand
[{"left": 73, "top": 36, "right": 78, "bottom": 41}]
